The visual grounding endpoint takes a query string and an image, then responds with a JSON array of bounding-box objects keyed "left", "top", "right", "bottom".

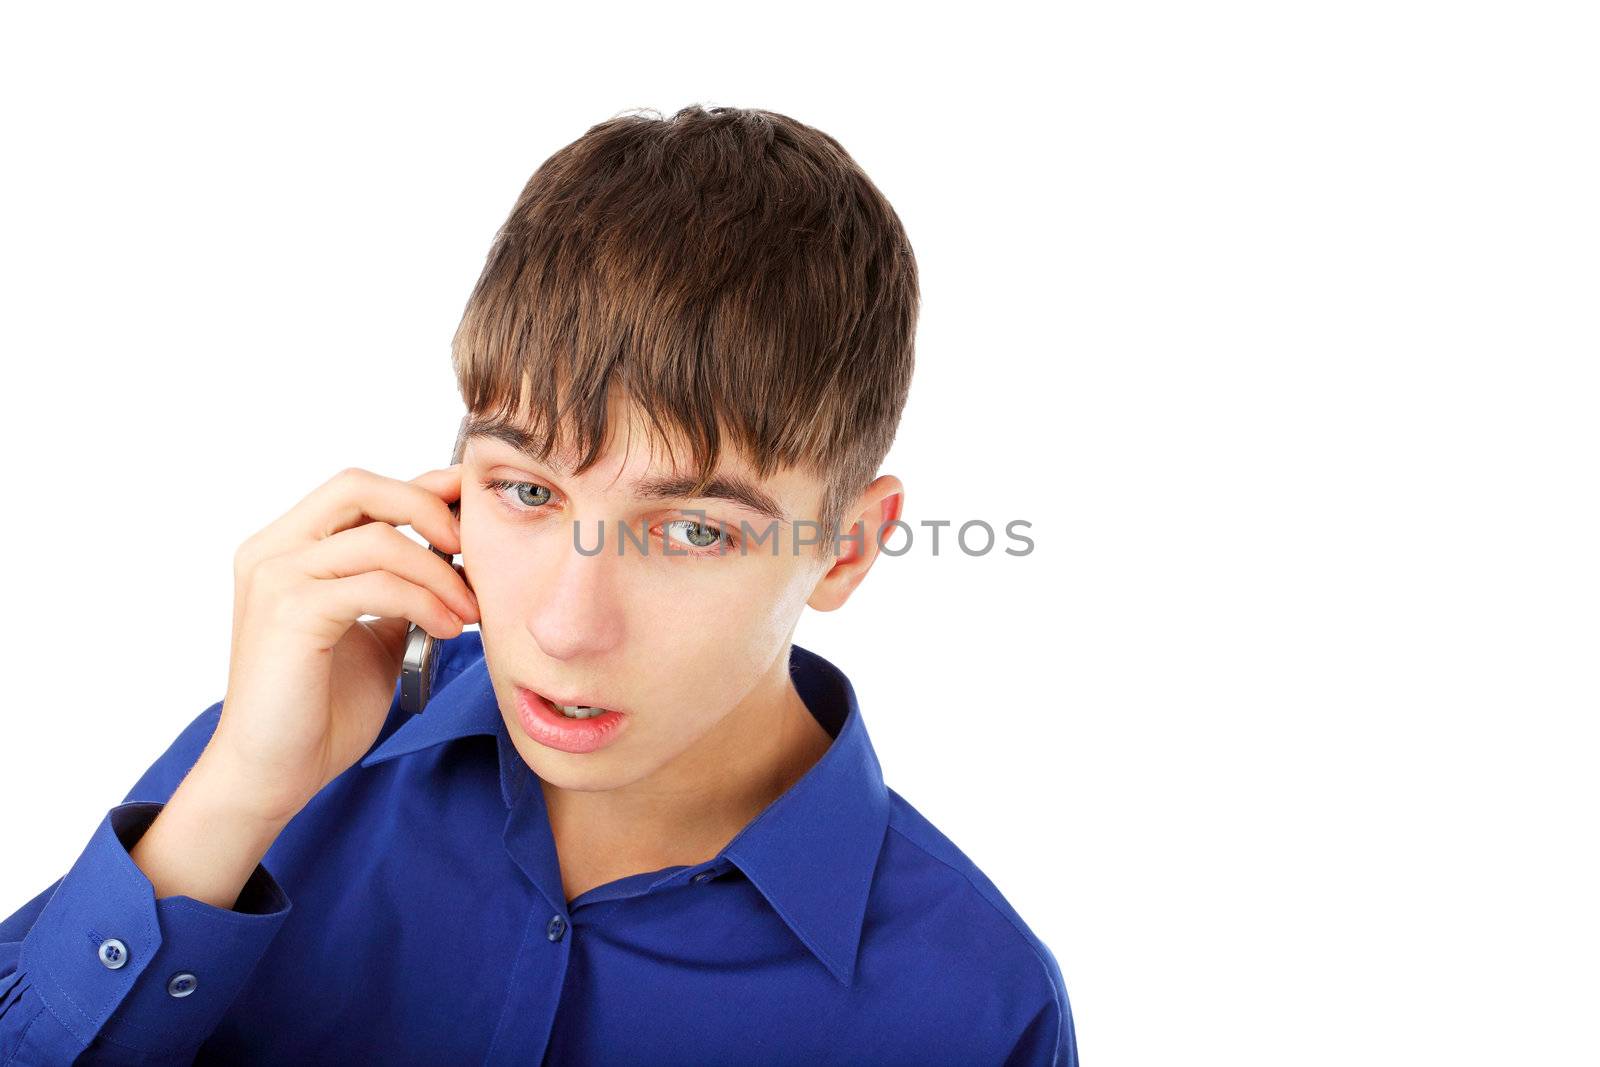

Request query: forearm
[{"left": 127, "top": 749, "right": 294, "bottom": 910}]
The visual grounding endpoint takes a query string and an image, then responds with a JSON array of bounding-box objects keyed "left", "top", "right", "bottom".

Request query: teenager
[{"left": 0, "top": 104, "right": 1077, "bottom": 1065}]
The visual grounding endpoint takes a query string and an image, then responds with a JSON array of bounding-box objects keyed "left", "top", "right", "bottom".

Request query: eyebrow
[{"left": 463, "top": 418, "right": 791, "bottom": 526}]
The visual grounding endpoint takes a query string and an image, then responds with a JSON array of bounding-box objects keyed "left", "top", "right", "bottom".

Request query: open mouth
[
  {"left": 521, "top": 686, "right": 625, "bottom": 721},
  {"left": 524, "top": 681, "right": 624, "bottom": 723},
  {"left": 514, "top": 685, "right": 629, "bottom": 754},
  {"left": 551, "top": 702, "right": 609, "bottom": 720}
]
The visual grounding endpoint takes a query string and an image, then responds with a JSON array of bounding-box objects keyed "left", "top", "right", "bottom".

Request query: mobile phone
[{"left": 399, "top": 414, "right": 472, "bottom": 714}]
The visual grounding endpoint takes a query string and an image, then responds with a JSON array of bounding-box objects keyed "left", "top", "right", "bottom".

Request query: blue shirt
[{"left": 1, "top": 633, "right": 1077, "bottom": 1065}]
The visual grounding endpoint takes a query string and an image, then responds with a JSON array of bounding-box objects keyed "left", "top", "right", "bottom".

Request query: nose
[{"left": 524, "top": 528, "right": 624, "bottom": 662}]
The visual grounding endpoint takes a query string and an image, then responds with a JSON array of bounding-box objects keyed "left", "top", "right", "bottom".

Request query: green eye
[
  {"left": 513, "top": 483, "right": 552, "bottom": 507},
  {"left": 480, "top": 478, "right": 553, "bottom": 510},
  {"left": 665, "top": 519, "right": 726, "bottom": 550}
]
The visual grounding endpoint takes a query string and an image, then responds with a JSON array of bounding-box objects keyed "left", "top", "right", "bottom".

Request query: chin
[
  {"left": 522, "top": 747, "right": 641, "bottom": 793},
  {"left": 505, "top": 724, "right": 627, "bottom": 774}
]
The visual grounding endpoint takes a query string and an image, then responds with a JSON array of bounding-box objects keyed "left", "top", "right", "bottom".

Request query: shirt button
[
  {"left": 167, "top": 972, "right": 198, "bottom": 998},
  {"left": 546, "top": 915, "right": 567, "bottom": 942},
  {"left": 97, "top": 938, "right": 129, "bottom": 969},
  {"left": 692, "top": 870, "right": 714, "bottom": 884}
]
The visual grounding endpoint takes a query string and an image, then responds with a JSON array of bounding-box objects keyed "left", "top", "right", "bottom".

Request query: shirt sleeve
[
  {"left": 1002, "top": 939, "right": 1079, "bottom": 1067},
  {"left": 0, "top": 700, "right": 294, "bottom": 1065}
]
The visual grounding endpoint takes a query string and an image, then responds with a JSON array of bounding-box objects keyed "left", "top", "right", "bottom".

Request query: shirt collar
[{"left": 360, "top": 633, "right": 892, "bottom": 986}]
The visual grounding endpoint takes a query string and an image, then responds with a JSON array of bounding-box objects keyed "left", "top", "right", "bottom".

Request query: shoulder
[
  {"left": 879, "top": 786, "right": 1065, "bottom": 978},
  {"left": 866, "top": 788, "right": 1075, "bottom": 1055}
]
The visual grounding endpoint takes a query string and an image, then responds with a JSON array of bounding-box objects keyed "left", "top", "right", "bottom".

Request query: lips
[{"left": 513, "top": 685, "right": 630, "bottom": 754}]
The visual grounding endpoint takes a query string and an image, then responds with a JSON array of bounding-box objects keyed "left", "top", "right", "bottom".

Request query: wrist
[{"left": 186, "top": 743, "right": 305, "bottom": 832}]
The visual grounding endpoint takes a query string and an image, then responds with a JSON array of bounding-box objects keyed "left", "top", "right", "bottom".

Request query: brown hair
[{"left": 450, "top": 104, "right": 919, "bottom": 555}]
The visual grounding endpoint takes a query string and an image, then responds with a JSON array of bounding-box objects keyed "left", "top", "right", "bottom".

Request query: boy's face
[{"left": 457, "top": 398, "right": 861, "bottom": 793}]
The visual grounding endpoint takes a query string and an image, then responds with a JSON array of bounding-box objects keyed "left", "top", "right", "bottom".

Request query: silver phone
[{"left": 399, "top": 415, "right": 472, "bottom": 714}]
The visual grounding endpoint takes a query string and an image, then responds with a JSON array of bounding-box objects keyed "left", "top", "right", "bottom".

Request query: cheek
[
  {"left": 693, "top": 564, "right": 817, "bottom": 673},
  {"left": 758, "top": 559, "right": 823, "bottom": 633},
  {"left": 458, "top": 519, "right": 528, "bottom": 614}
]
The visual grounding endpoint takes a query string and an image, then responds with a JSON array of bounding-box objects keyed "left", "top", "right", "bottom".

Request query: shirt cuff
[{"left": 17, "top": 801, "right": 292, "bottom": 1058}]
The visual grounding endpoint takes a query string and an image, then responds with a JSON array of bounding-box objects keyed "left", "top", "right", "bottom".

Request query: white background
[{"left": 2, "top": 3, "right": 1596, "bottom": 1065}]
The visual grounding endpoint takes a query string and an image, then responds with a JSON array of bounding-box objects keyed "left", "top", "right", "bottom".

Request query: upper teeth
[{"left": 558, "top": 704, "right": 607, "bottom": 719}]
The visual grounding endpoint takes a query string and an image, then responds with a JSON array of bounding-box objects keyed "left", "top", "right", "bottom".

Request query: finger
[
  {"left": 310, "top": 569, "right": 466, "bottom": 642},
  {"left": 294, "top": 522, "right": 479, "bottom": 623},
  {"left": 308, "top": 468, "right": 463, "bottom": 546},
  {"left": 244, "top": 467, "right": 463, "bottom": 568},
  {"left": 407, "top": 463, "right": 465, "bottom": 498},
  {"left": 410, "top": 465, "right": 467, "bottom": 521}
]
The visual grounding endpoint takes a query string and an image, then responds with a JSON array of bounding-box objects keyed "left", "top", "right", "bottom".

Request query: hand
[{"left": 204, "top": 464, "right": 480, "bottom": 824}]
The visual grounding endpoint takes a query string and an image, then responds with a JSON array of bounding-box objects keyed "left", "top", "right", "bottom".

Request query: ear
[{"left": 807, "top": 475, "right": 904, "bottom": 612}]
